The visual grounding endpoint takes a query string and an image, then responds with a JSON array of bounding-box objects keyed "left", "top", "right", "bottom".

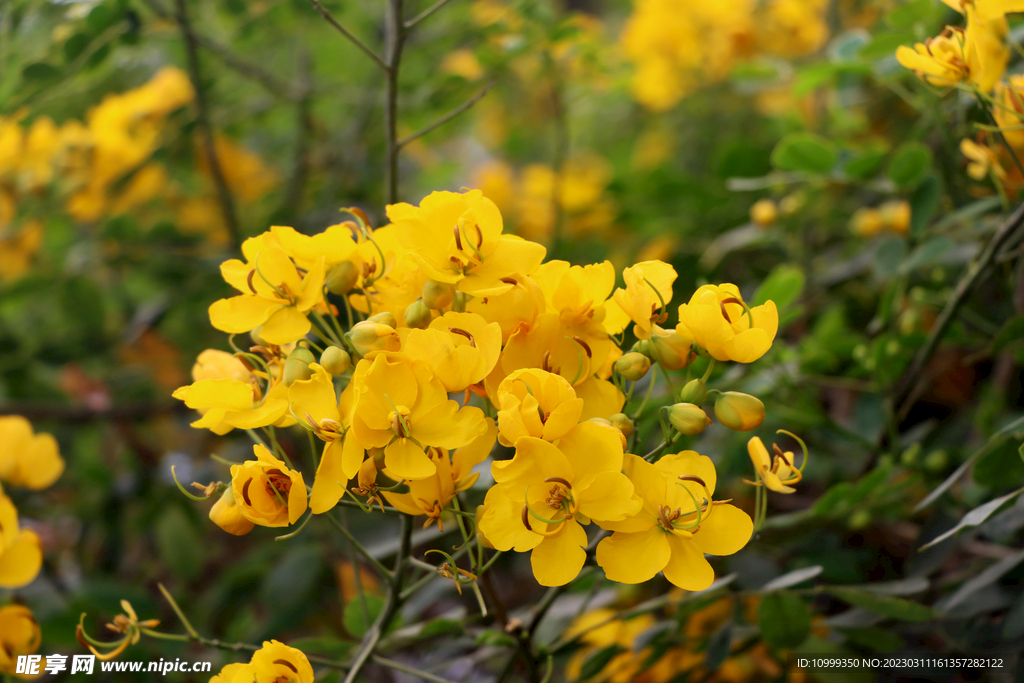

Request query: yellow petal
[
  {"left": 310, "top": 441, "right": 346, "bottom": 514},
  {"left": 174, "top": 379, "right": 253, "bottom": 410},
  {"left": 385, "top": 438, "right": 436, "bottom": 481},
  {"left": 0, "top": 529, "right": 42, "bottom": 588},
  {"left": 478, "top": 486, "right": 543, "bottom": 552},
  {"left": 288, "top": 364, "right": 340, "bottom": 425},
  {"left": 662, "top": 533, "right": 714, "bottom": 590},
  {"left": 575, "top": 471, "right": 641, "bottom": 522},
  {"left": 694, "top": 504, "right": 752, "bottom": 557},
  {"left": 556, "top": 421, "right": 624, "bottom": 489},
  {"left": 259, "top": 305, "right": 311, "bottom": 345},
  {"left": 530, "top": 518, "right": 588, "bottom": 586},
  {"left": 595, "top": 527, "right": 670, "bottom": 584},
  {"left": 208, "top": 295, "right": 275, "bottom": 334},
  {"left": 656, "top": 450, "right": 718, "bottom": 497}
]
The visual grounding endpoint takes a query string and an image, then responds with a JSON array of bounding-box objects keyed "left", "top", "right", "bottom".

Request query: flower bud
[
  {"left": 209, "top": 486, "right": 255, "bottom": 536},
  {"left": 713, "top": 392, "right": 765, "bottom": 432},
  {"left": 369, "top": 447, "right": 386, "bottom": 469},
  {"left": 282, "top": 346, "right": 316, "bottom": 386},
  {"left": 587, "top": 417, "right": 627, "bottom": 450},
  {"left": 347, "top": 320, "right": 400, "bottom": 356},
  {"left": 404, "top": 299, "right": 432, "bottom": 329},
  {"left": 679, "top": 379, "right": 706, "bottom": 405},
  {"left": 615, "top": 352, "right": 651, "bottom": 381},
  {"left": 650, "top": 328, "right": 693, "bottom": 370},
  {"left": 608, "top": 412, "right": 634, "bottom": 438},
  {"left": 368, "top": 311, "right": 397, "bottom": 329},
  {"left": 326, "top": 260, "right": 359, "bottom": 295},
  {"left": 250, "top": 327, "right": 267, "bottom": 346},
  {"left": 422, "top": 280, "right": 454, "bottom": 310},
  {"left": 667, "top": 403, "right": 711, "bottom": 435},
  {"left": 320, "top": 346, "right": 351, "bottom": 375},
  {"left": 750, "top": 198, "right": 778, "bottom": 227},
  {"left": 631, "top": 339, "right": 654, "bottom": 360}
]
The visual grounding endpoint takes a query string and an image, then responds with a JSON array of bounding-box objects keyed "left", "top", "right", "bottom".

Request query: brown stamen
[
  {"left": 572, "top": 336, "right": 592, "bottom": 358},
  {"left": 499, "top": 277, "right": 518, "bottom": 285},
  {"left": 521, "top": 503, "right": 532, "bottom": 531},
  {"left": 246, "top": 269, "right": 258, "bottom": 295},
  {"left": 678, "top": 475, "right": 707, "bottom": 487},
  {"left": 544, "top": 477, "right": 573, "bottom": 489},
  {"left": 241, "top": 480, "right": 252, "bottom": 506},
  {"left": 474, "top": 223, "right": 484, "bottom": 249},
  {"left": 274, "top": 660, "right": 299, "bottom": 674},
  {"left": 449, "top": 327, "right": 477, "bottom": 347},
  {"left": 453, "top": 225, "right": 464, "bottom": 251}
]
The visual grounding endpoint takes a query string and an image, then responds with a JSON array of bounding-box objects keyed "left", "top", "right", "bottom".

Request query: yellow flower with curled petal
[
  {"left": 467, "top": 273, "right": 547, "bottom": 344},
  {"left": 745, "top": 433, "right": 807, "bottom": 494},
  {"left": 479, "top": 422, "right": 641, "bottom": 586},
  {"left": 209, "top": 662, "right": 253, "bottom": 683},
  {"left": 532, "top": 260, "right": 630, "bottom": 334},
  {"left": 0, "top": 605, "right": 41, "bottom": 677},
  {"left": 896, "top": 8, "right": 1008, "bottom": 93},
  {"left": 388, "top": 190, "right": 547, "bottom": 297},
  {"left": 269, "top": 223, "right": 361, "bottom": 273},
  {"left": 0, "top": 486, "right": 43, "bottom": 588},
  {"left": 495, "top": 368, "right": 583, "bottom": 446},
  {"left": 384, "top": 419, "right": 497, "bottom": 529},
  {"left": 896, "top": 31, "right": 970, "bottom": 88},
  {"left": 676, "top": 284, "right": 778, "bottom": 363},
  {"left": 0, "top": 416, "right": 64, "bottom": 490},
  {"left": 993, "top": 75, "right": 1024, "bottom": 149},
  {"left": 401, "top": 311, "right": 501, "bottom": 392},
  {"left": 209, "top": 233, "right": 326, "bottom": 345},
  {"left": 230, "top": 445, "right": 308, "bottom": 528},
  {"left": 596, "top": 452, "right": 751, "bottom": 590},
  {"left": 172, "top": 376, "right": 291, "bottom": 435},
  {"left": 288, "top": 363, "right": 361, "bottom": 513},
  {"left": 208, "top": 486, "right": 255, "bottom": 536},
  {"left": 250, "top": 640, "right": 314, "bottom": 683},
  {"left": 348, "top": 353, "right": 488, "bottom": 481},
  {"left": 611, "top": 260, "right": 676, "bottom": 340}
]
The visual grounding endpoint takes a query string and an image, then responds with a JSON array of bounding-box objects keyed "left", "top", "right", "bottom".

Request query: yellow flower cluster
[
  {"left": 210, "top": 640, "right": 312, "bottom": 683},
  {"left": 621, "top": 0, "right": 830, "bottom": 111},
  {"left": 175, "top": 188, "right": 788, "bottom": 588}
]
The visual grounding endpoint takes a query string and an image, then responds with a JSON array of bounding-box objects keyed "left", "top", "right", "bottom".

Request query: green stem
[{"left": 325, "top": 512, "right": 395, "bottom": 582}]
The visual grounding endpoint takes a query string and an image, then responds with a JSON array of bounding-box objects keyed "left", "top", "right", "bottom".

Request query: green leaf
[
  {"left": 838, "top": 627, "right": 902, "bottom": 652},
  {"left": 579, "top": 645, "right": 625, "bottom": 680},
  {"left": 64, "top": 33, "right": 91, "bottom": 62},
  {"left": 155, "top": 507, "right": 204, "bottom": 580},
  {"left": 812, "top": 482, "right": 853, "bottom": 517},
  {"left": 22, "top": 63, "right": 61, "bottom": 82},
  {"left": 825, "top": 587, "right": 933, "bottom": 621},
  {"left": 860, "top": 31, "right": 918, "bottom": 60},
  {"left": 418, "top": 618, "right": 464, "bottom": 638},
  {"left": 287, "top": 637, "right": 352, "bottom": 659},
  {"left": 770, "top": 133, "right": 838, "bottom": 174},
  {"left": 753, "top": 264, "right": 804, "bottom": 312},
  {"left": 343, "top": 595, "right": 385, "bottom": 638},
  {"left": 887, "top": 0, "right": 936, "bottom": 28},
  {"left": 993, "top": 315, "right": 1024, "bottom": 352},
  {"left": 920, "top": 486, "right": 1024, "bottom": 549},
  {"left": 759, "top": 592, "right": 811, "bottom": 649},
  {"left": 910, "top": 176, "right": 941, "bottom": 235},
  {"left": 845, "top": 150, "right": 888, "bottom": 179},
  {"left": 900, "top": 237, "right": 954, "bottom": 273},
  {"left": 761, "top": 566, "right": 823, "bottom": 591},
  {"left": 887, "top": 142, "right": 933, "bottom": 188},
  {"left": 475, "top": 629, "right": 517, "bottom": 648}
]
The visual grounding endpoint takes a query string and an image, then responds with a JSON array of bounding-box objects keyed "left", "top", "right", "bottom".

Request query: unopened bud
[
  {"left": 650, "top": 329, "right": 693, "bottom": 370},
  {"left": 587, "top": 417, "right": 627, "bottom": 450},
  {"left": 347, "top": 320, "right": 400, "bottom": 356},
  {"left": 713, "top": 392, "right": 765, "bottom": 432},
  {"left": 609, "top": 413, "right": 634, "bottom": 438},
  {"left": 368, "top": 311, "right": 397, "bottom": 328},
  {"left": 615, "top": 352, "right": 651, "bottom": 381},
  {"left": 282, "top": 347, "right": 316, "bottom": 386},
  {"left": 422, "top": 280, "right": 455, "bottom": 310},
  {"left": 631, "top": 339, "right": 654, "bottom": 360},
  {"left": 679, "top": 379, "right": 706, "bottom": 405},
  {"left": 668, "top": 403, "right": 711, "bottom": 435},
  {"left": 249, "top": 327, "right": 266, "bottom": 346},
  {"left": 326, "top": 260, "right": 359, "bottom": 295},
  {"left": 320, "top": 346, "right": 351, "bottom": 375},
  {"left": 405, "top": 299, "right": 432, "bottom": 329},
  {"left": 750, "top": 198, "right": 778, "bottom": 227}
]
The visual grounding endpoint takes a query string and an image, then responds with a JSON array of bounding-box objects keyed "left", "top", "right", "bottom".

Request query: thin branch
[
  {"left": 173, "top": 0, "right": 242, "bottom": 250},
  {"left": 325, "top": 512, "right": 395, "bottom": 581},
  {"left": 384, "top": 0, "right": 406, "bottom": 204},
  {"left": 305, "top": 0, "right": 390, "bottom": 72},
  {"left": 397, "top": 80, "right": 496, "bottom": 149},
  {"left": 404, "top": 0, "right": 453, "bottom": 28},
  {"left": 893, "top": 200, "right": 1024, "bottom": 418}
]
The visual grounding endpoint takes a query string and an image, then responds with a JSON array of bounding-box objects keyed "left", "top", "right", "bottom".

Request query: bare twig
[
  {"left": 397, "top": 80, "right": 496, "bottom": 149},
  {"left": 305, "top": 0, "right": 390, "bottom": 72},
  {"left": 384, "top": 0, "right": 406, "bottom": 204},
  {"left": 173, "top": 0, "right": 242, "bottom": 250},
  {"left": 404, "top": 0, "right": 453, "bottom": 28}
]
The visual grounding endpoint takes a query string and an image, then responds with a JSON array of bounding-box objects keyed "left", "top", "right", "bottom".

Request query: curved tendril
[
  {"left": 275, "top": 510, "right": 313, "bottom": 541},
  {"left": 363, "top": 235, "right": 388, "bottom": 286},
  {"left": 776, "top": 429, "right": 809, "bottom": 472},
  {"left": 721, "top": 296, "right": 754, "bottom": 329},
  {"left": 288, "top": 403, "right": 317, "bottom": 432},
  {"left": 643, "top": 277, "right": 668, "bottom": 321},
  {"left": 565, "top": 336, "right": 586, "bottom": 385},
  {"left": 170, "top": 466, "right": 214, "bottom": 502},
  {"left": 253, "top": 252, "right": 291, "bottom": 302},
  {"left": 672, "top": 480, "right": 705, "bottom": 530},
  {"left": 342, "top": 486, "right": 374, "bottom": 512},
  {"left": 227, "top": 333, "right": 243, "bottom": 354},
  {"left": 522, "top": 486, "right": 569, "bottom": 526},
  {"left": 461, "top": 223, "right": 484, "bottom": 262}
]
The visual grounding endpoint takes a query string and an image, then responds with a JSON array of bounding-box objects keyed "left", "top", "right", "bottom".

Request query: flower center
[
  {"left": 264, "top": 469, "right": 292, "bottom": 499},
  {"left": 389, "top": 406, "right": 412, "bottom": 438}
]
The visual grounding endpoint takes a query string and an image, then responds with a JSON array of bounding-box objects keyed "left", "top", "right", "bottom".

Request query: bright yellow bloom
[
  {"left": 596, "top": 452, "right": 752, "bottom": 590},
  {"left": 172, "top": 376, "right": 291, "bottom": 435},
  {"left": 0, "top": 220, "right": 42, "bottom": 283},
  {"left": 384, "top": 419, "right": 497, "bottom": 529},
  {"left": 0, "top": 486, "right": 42, "bottom": 588},
  {"left": 941, "top": 0, "right": 1024, "bottom": 24},
  {"left": 467, "top": 272, "right": 546, "bottom": 344},
  {"left": 209, "top": 233, "right": 326, "bottom": 345},
  {"left": 896, "top": 9, "right": 1008, "bottom": 93},
  {"left": 401, "top": 311, "right": 501, "bottom": 392},
  {"left": 479, "top": 422, "right": 641, "bottom": 586},
  {"left": 961, "top": 138, "right": 1006, "bottom": 181},
  {"left": 564, "top": 608, "right": 657, "bottom": 683},
  {"left": 230, "top": 445, "right": 308, "bottom": 528},
  {"left": 993, "top": 75, "right": 1024, "bottom": 149},
  {"left": 209, "top": 486, "right": 255, "bottom": 536},
  {"left": 495, "top": 368, "right": 583, "bottom": 446},
  {"left": 387, "top": 190, "right": 546, "bottom": 297},
  {"left": 0, "top": 605, "right": 41, "bottom": 678},
  {"left": 348, "top": 353, "right": 488, "bottom": 481},
  {"left": 0, "top": 416, "right": 64, "bottom": 490},
  {"left": 288, "top": 363, "right": 360, "bottom": 512},
  {"left": 250, "top": 640, "right": 314, "bottom": 683},
  {"left": 209, "top": 663, "right": 253, "bottom": 683},
  {"left": 611, "top": 260, "right": 676, "bottom": 339},
  {"left": 677, "top": 284, "right": 778, "bottom": 363},
  {"left": 745, "top": 435, "right": 805, "bottom": 493}
]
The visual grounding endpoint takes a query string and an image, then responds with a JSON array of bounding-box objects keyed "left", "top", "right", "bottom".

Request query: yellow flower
[
  {"left": 896, "top": 9, "right": 1008, "bottom": 93},
  {"left": 677, "top": 284, "right": 778, "bottom": 363},
  {"left": 401, "top": 311, "right": 501, "bottom": 392},
  {"left": 250, "top": 640, "right": 314, "bottom": 683},
  {"left": 0, "top": 487, "right": 42, "bottom": 588},
  {"left": 961, "top": 138, "right": 1006, "bottom": 181},
  {"left": 495, "top": 368, "right": 583, "bottom": 446},
  {"left": 611, "top": 260, "right": 676, "bottom": 339},
  {"left": 209, "top": 233, "right": 326, "bottom": 345},
  {"left": 993, "top": 75, "right": 1024, "bottom": 149},
  {"left": 172, "top": 376, "right": 291, "bottom": 435},
  {"left": 479, "top": 422, "right": 641, "bottom": 586},
  {"left": 209, "top": 486, "right": 255, "bottom": 536},
  {"left": 564, "top": 608, "right": 657, "bottom": 683},
  {"left": 78, "top": 600, "right": 159, "bottom": 662},
  {"left": 230, "top": 445, "right": 308, "bottom": 528},
  {"left": 288, "top": 363, "right": 360, "bottom": 513},
  {"left": 348, "top": 354, "right": 488, "bottom": 481},
  {"left": 384, "top": 419, "right": 497, "bottom": 529},
  {"left": 387, "top": 190, "right": 547, "bottom": 297},
  {"left": 0, "top": 220, "right": 43, "bottom": 284},
  {"left": 0, "top": 416, "right": 64, "bottom": 490},
  {"left": 210, "top": 662, "right": 253, "bottom": 683},
  {"left": 0, "top": 605, "right": 41, "bottom": 677},
  {"left": 896, "top": 31, "right": 970, "bottom": 88},
  {"left": 745, "top": 434, "right": 806, "bottom": 493},
  {"left": 596, "top": 452, "right": 752, "bottom": 590},
  {"left": 850, "top": 207, "right": 883, "bottom": 237},
  {"left": 942, "top": 0, "right": 1024, "bottom": 22}
]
